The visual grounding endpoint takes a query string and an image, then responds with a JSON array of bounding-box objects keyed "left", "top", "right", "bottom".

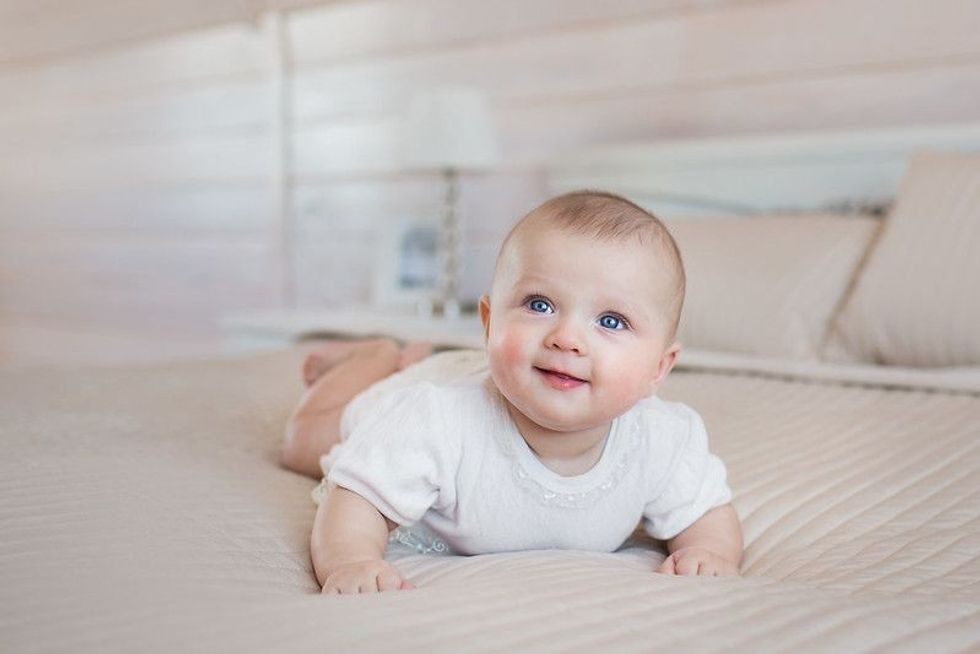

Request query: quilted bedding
[{"left": 1, "top": 348, "right": 978, "bottom": 652}]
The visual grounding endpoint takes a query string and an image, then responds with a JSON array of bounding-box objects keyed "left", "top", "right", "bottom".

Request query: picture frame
[{"left": 371, "top": 215, "right": 441, "bottom": 311}]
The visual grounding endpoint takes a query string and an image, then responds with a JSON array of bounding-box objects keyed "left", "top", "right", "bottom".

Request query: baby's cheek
[
  {"left": 601, "top": 367, "right": 650, "bottom": 410},
  {"left": 495, "top": 332, "right": 528, "bottom": 367},
  {"left": 606, "top": 385, "right": 638, "bottom": 412},
  {"left": 505, "top": 339, "right": 528, "bottom": 367},
  {"left": 486, "top": 334, "right": 525, "bottom": 395}
]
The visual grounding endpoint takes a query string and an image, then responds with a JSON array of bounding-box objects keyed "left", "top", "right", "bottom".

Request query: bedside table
[{"left": 221, "top": 307, "right": 485, "bottom": 353}]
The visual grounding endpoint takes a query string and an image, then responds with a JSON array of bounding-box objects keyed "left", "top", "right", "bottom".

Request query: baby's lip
[{"left": 533, "top": 366, "right": 588, "bottom": 383}]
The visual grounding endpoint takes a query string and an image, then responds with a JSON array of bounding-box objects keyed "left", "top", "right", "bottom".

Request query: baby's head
[{"left": 479, "top": 190, "right": 685, "bottom": 433}]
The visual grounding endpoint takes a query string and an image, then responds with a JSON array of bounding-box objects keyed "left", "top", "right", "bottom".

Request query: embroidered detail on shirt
[
  {"left": 388, "top": 526, "right": 451, "bottom": 555},
  {"left": 504, "top": 419, "right": 644, "bottom": 509}
]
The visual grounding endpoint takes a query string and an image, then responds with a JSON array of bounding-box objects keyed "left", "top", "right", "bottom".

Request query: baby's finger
[
  {"left": 697, "top": 560, "right": 718, "bottom": 577},
  {"left": 657, "top": 554, "right": 676, "bottom": 575},
  {"left": 377, "top": 569, "right": 404, "bottom": 592},
  {"left": 675, "top": 555, "right": 700, "bottom": 576},
  {"left": 357, "top": 575, "right": 381, "bottom": 594},
  {"left": 400, "top": 579, "right": 415, "bottom": 590},
  {"left": 720, "top": 561, "right": 741, "bottom": 577},
  {"left": 334, "top": 577, "right": 362, "bottom": 595}
]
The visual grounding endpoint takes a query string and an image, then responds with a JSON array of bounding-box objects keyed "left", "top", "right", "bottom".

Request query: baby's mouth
[{"left": 534, "top": 366, "right": 588, "bottom": 389}]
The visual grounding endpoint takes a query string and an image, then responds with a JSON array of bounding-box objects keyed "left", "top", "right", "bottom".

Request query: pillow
[
  {"left": 823, "top": 151, "right": 980, "bottom": 366},
  {"left": 666, "top": 214, "right": 879, "bottom": 359}
]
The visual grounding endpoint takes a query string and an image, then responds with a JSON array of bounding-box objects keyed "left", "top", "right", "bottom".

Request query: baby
[{"left": 281, "top": 191, "right": 743, "bottom": 594}]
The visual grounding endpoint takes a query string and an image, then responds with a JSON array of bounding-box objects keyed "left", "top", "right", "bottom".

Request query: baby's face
[{"left": 481, "top": 221, "right": 680, "bottom": 434}]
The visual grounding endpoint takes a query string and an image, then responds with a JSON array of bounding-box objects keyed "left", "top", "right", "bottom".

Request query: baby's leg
[
  {"left": 281, "top": 339, "right": 431, "bottom": 479},
  {"left": 301, "top": 340, "right": 367, "bottom": 387},
  {"left": 398, "top": 341, "right": 433, "bottom": 370},
  {"left": 283, "top": 339, "right": 400, "bottom": 478},
  {"left": 302, "top": 339, "right": 432, "bottom": 387}
]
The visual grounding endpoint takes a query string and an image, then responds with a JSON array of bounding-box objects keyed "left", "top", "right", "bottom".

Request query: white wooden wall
[
  {"left": 2, "top": 0, "right": 979, "bottom": 364},
  {"left": 286, "top": 0, "right": 980, "bottom": 307},
  {"left": 0, "top": 20, "right": 284, "bottom": 364}
]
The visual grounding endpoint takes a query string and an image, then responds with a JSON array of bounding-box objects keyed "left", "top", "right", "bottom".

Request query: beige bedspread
[{"left": 1, "top": 349, "right": 978, "bottom": 652}]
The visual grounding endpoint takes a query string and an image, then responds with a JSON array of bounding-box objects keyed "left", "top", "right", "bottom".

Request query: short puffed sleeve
[
  {"left": 641, "top": 404, "right": 732, "bottom": 540},
  {"left": 326, "top": 382, "right": 460, "bottom": 526}
]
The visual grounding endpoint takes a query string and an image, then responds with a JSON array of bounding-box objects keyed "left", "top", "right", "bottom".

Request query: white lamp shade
[{"left": 403, "top": 87, "right": 501, "bottom": 171}]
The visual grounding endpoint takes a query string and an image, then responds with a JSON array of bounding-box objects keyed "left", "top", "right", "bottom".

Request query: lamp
[{"left": 403, "top": 87, "right": 500, "bottom": 318}]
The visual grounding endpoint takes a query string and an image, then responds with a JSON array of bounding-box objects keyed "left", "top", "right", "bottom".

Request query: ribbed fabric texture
[
  {"left": 667, "top": 214, "right": 879, "bottom": 359},
  {"left": 825, "top": 151, "right": 980, "bottom": 366}
]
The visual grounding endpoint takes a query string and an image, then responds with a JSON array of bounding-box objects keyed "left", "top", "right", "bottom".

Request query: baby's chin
[
  {"left": 506, "top": 396, "right": 608, "bottom": 434},
  {"left": 490, "top": 373, "right": 612, "bottom": 433}
]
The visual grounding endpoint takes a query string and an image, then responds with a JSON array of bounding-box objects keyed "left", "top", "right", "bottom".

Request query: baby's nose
[{"left": 546, "top": 322, "right": 585, "bottom": 354}]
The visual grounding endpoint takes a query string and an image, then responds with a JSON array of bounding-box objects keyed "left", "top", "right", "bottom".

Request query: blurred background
[{"left": 1, "top": 0, "right": 978, "bottom": 367}]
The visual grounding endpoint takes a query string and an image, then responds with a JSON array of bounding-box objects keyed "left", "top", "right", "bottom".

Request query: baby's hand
[
  {"left": 321, "top": 559, "right": 415, "bottom": 594},
  {"left": 657, "top": 546, "right": 740, "bottom": 577}
]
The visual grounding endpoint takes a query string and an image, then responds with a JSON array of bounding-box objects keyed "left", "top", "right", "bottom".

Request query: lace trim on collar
[{"left": 501, "top": 416, "right": 644, "bottom": 509}]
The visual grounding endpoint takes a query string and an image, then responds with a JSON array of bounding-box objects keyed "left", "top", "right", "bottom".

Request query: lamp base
[{"left": 417, "top": 296, "right": 462, "bottom": 320}]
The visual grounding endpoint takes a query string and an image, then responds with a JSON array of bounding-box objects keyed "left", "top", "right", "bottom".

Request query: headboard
[{"left": 546, "top": 122, "right": 980, "bottom": 218}]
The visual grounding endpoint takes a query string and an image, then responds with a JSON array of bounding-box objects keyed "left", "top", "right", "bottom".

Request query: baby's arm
[
  {"left": 311, "top": 484, "right": 414, "bottom": 594},
  {"left": 657, "top": 503, "right": 742, "bottom": 577}
]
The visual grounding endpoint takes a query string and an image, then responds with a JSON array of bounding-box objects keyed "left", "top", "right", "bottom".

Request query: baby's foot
[
  {"left": 398, "top": 341, "right": 433, "bottom": 370},
  {"left": 301, "top": 340, "right": 365, "bottom": 387}
]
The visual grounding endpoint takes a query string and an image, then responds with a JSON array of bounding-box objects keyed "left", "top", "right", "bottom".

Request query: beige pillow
[
  {"left": 666, "top": 214, "right": 879, "bottom": 359},
  {"left": 824, "top": 152, "right": 980, "bottom": 366}
]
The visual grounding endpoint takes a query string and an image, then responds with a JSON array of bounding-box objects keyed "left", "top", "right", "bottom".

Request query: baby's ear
[
  {"left": 649, "top": 341, "right": 681, "bottom": 395},
  {"left": 478, "top": 295, "right": 491, "bottom": 342}
]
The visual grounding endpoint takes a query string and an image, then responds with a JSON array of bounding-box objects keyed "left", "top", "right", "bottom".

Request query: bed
[{"left": 2, "top": 124, "right": 979, "bottom": 652}]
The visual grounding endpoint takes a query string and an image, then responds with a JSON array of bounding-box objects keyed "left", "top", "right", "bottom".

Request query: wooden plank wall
[
  {"left": 2, "top": 0, "right": 979, "bottom": 364},
  {"left": 0, "top": 20, "right": 284, "bottom": 364},
  {"left": 286, "top": 0, "right": 980, "bottom": 310}
]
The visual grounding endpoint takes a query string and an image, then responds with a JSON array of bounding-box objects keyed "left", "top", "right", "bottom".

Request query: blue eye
[
  {"left": 527, "top": 298, "right": 553, "bottom": 314},
  {"left": 599, "top": 314, "right": 627, "bottom": 330}
]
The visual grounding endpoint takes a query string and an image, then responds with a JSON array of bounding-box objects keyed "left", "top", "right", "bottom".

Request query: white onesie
[{"left": 313, "top": 349, "right": 731, "bottom": 556}]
